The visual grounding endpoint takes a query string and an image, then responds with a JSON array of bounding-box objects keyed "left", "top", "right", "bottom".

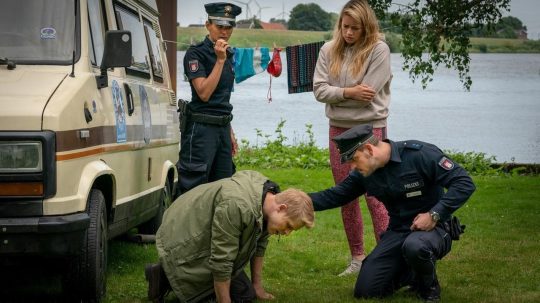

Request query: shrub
[
  {"left": 234, "top": 119, "right": 329, "bottom": 169},
  {"left": 235, "top": 122, "right": 524, "bottom": 176}
]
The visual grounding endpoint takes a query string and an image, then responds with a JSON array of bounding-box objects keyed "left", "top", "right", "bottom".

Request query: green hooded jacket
[{"left": 156, "top": 170, "right": 270, "bottom": 302}]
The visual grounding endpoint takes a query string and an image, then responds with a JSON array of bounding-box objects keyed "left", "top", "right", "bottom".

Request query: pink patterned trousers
[{"left": 329, "top": 125, "right": 389, "bottom": 256}]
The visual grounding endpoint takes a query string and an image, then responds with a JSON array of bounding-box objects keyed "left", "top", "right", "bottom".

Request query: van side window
[
  {"left": 88, "top": 0, "right": 106, "bottom": 66},
  {"left": 143, "top": 19, "right": 164, "bottom": 82},
  {"left": 114, "top": 4, "right": 151, "bottom": 78}
]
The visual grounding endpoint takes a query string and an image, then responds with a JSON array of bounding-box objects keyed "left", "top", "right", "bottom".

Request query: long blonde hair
[{"left": 329, "top": 0, "right": 381, "bottom": 78}]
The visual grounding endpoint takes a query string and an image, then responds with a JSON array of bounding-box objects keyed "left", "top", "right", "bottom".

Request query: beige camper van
[{"left": 0, "top": 0, "right": 179, "bottom": 301}]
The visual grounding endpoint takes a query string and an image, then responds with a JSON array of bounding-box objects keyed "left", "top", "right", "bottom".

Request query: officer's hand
[
  {"left": 214, "top": 39, "right": 229, "bottom": 60},
  {"left": 410, "top": 212, "right": 436, "bottom": 231}
]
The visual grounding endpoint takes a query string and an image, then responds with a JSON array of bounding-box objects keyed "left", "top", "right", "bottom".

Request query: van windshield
[{"left": 0, "top": 0, "right": 78, "bottom": 65}]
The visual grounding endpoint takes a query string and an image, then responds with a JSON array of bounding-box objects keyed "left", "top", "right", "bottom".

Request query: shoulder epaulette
[
  {"left": 403, "top": 141, "right": 423, "bottom": 150},
  {"left": 189, "top": 42, "right": 204, "bottom": 49}
]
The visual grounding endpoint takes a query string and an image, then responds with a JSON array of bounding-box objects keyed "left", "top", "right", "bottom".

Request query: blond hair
[
  {"left": 275, "top": 188, "right": 314, "bottom": 229},
  {"left": 329, "top": 0, "right": 381, "bottom": 78}
]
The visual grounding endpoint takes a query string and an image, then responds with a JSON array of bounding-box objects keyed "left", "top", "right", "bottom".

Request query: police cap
[
  {"left": 332, "top": 124, "right": 375, "bottom": 163},
  {"left": 205, "top": 2, "right": 242, "bottom": 27}
]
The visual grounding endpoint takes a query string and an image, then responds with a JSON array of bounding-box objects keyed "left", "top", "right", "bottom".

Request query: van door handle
[{"left": 124, "top": 83, "right": 134, "bottom": 116}]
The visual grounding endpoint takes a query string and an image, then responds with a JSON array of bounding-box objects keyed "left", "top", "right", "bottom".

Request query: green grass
[
  {"left": 102, "top": 170, "right": 540, "bottom": 303},
  {"left": 469, "top": 37, "right": 540, "bottom": 53},
  {"left": 177, "top": 27, "right": 540, "bottom": 53},
  {"left": 177, "top": 27, "right": 329, "bottom": 50}
]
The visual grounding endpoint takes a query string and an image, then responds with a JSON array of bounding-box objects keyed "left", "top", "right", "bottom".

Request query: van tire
[
  {"left": 139, "top": 178, "right": 172, "bottom": 235},
  {"left": 63, "top": 189, "right": 108, "bottom": 302}
]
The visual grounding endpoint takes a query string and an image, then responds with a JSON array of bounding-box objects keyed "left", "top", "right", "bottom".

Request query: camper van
[{"left": 0, "top": 0, "right": 179, "bottom": 301}]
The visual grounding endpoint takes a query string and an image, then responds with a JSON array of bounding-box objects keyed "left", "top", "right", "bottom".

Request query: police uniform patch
[
  {"left": 438, "top": 156, "right": 454, "bottom": 170},
  {"left": 189, "top": 60, "right": 199, "bottom": 73}
]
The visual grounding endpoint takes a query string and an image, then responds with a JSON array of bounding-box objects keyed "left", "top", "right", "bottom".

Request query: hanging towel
[
  {"left": 234, "top": 47, "right": 270, "bottom": 83},
  {"left": 286, "top": 41, "right": 325, "bottom": 94}
]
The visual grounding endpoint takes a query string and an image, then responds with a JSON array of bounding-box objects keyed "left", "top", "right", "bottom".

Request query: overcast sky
[{"left": 177, "top": 0, "right": 540, "bottom": 40}]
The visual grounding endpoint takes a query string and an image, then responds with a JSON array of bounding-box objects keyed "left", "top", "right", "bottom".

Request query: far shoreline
[{"left": 176, "top": 27, "right": 540, "bottom": 54}]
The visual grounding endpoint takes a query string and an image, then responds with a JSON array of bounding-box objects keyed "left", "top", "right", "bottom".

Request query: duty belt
[{"left": 189, "top": 112, "right": 233, "bottom": 126}]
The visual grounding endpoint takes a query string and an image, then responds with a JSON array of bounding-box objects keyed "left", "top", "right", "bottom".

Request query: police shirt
[
  {"left": 309, "top": 140, "right": 476, "bottom": 231},
  {"left": 184, "top": 36, "right": 235, "bottom": 116}
]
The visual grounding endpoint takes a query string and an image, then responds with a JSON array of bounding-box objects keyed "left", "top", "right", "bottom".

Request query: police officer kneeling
[{"left": 309, "top": 124, "right": 476, "bottom": 302}]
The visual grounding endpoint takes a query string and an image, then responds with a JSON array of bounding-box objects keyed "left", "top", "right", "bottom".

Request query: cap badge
[{"left": 224, "top": 5, "right": 232, "bottom": 16}]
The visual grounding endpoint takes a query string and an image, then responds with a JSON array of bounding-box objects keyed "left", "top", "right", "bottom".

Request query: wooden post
[{"left": 156, "top": 0, "right": 177, "bottom": 94}]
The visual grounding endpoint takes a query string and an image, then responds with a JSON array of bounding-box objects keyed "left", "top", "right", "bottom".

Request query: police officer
[
  {"left": 177, "top": 2, "right": 242, "bottom": 194},
  {"left": 309, "top": 124, "right": 476, "bottom": 302}
]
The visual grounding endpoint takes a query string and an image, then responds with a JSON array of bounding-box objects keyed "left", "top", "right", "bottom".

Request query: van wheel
[
  {"left": 139, "top": 178, "right": 172, "bottom": 235},
  {"left": 63, "top": 189, "right": 108, "bottom": 302}
]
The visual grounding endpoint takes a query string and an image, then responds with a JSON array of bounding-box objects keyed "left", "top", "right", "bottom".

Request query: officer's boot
[{"left": 417, "top": 275, "right": 441, "bottom": 303}]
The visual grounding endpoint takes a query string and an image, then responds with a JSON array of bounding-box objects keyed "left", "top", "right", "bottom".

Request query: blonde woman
[{"left": 313, "top": 0, "right": 391, "bottom": 277}]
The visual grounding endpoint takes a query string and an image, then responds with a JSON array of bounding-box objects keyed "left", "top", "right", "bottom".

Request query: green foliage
[
  {"left": 523, "top": 39, "right": 540, "bottom": 52},
  {"left": 478, "top": 44, "right": 488, "bottom": 53},
  {"left": 383, "top": 32, "right": 401, "bottom": 52},
  {"left": 288, "top": 3, "right": 333, "bottom": 31},
  {"left": 234, "top": 119, "right": 329, "bottom": 169},
  {"left": 470, "top": 16, "right": 525, "bottom": 38},
  {"left": 234, "top": 122, "right": 529, "bottom": 176},
  {"left": 445, "top": 150, "right": 502, "bottom": 176},
  {"left": 369, "top": 0, "right": 511, "bottom": 90}
]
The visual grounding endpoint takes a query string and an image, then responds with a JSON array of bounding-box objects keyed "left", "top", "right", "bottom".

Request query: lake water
[{"left": 177, "top": 52, "right": 540, "bottom": 164}]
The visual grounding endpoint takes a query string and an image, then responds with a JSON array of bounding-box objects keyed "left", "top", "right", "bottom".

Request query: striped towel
[{"left": 286, "top": 41, "right": 324, "bottom": 94}]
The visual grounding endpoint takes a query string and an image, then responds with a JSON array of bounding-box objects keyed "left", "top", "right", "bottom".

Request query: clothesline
[{"left": 181, "top": 41, "right": 325, "bottom": 98}]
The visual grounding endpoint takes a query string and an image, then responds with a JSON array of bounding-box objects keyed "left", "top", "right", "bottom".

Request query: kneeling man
[
  {"left": 146, "top": 170, "right": 314, "bottom": 303},
  {"left": 310, "top": 124, "right": 475, "bottom": 302}
]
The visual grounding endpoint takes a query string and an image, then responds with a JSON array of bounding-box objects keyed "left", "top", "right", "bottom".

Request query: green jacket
[{"left": 156, "top": 170, "right": 270, "bottom": 302}]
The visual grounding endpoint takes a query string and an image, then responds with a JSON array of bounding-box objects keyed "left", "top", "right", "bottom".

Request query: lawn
[{"left": 102, "top": 169, "right": 540, "bottom": 303}]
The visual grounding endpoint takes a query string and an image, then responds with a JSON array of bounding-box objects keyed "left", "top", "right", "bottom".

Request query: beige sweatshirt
[{"left": 313, "top": 40, "right": 392, "bottom": 128}]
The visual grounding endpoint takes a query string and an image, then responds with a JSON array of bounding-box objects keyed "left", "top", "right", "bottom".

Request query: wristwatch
[{"left": 429, "top": 210, "right": 440, "bottom": 222}]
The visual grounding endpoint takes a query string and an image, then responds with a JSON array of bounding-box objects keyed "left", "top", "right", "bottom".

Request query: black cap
[
  {"left": 205, "top": 2, "right": 242, "bottom": 27},
  {"left": 332, "top": 124, "right": 374, "bottom": 163}
]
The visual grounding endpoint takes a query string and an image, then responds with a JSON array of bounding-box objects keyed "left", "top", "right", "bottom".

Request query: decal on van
[
  {"left": 40, "top": 27, "right": 57, "bottom": 39},
  {"left": 111, "top": 80, "right": 127, "bottom": 142},
  {"left": 139, "top": 86, "right": 152, "bottom": 144}
]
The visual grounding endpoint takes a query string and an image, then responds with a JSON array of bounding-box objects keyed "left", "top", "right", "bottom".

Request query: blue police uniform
[
  {"left": 310, "top": 138, "right": 476, "bottom": 300},
  {"left": 177, "top": 2, "right": 241, "bottom": 194}
]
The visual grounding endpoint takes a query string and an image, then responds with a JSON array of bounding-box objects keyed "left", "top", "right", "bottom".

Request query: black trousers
[
  {"left": 177, "top": 121, "right": 233, "bottom": 194},
  {"left": 354, "top": 226, "right": 452, "bottom": 298},
  {"left": 197, "top": 271, "right": 256, "bottom": 303}
]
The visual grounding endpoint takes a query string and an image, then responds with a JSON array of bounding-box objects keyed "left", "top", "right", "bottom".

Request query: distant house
[
  {"left": 259, "top": 21, "right": 287, "bottom": 31},
  {"left": 236, "top": 23, "right": 253, "bottom": 29},
  {"left": 516, "top": 29, "right": 528, "bottom": 40},
  {"left": 188, "top": 24, "right": 204, "bottom": 28}
]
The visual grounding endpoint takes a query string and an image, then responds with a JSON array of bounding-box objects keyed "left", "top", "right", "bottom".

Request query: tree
[
  {"left": 469, "top": 16, "right": 525, "bottom": 39},
  {"left": 369, "top": 0, "right": 510, "bottom": 90},
  {"left": 288, "top": 3, "right": 332, "bottom": 31}
]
